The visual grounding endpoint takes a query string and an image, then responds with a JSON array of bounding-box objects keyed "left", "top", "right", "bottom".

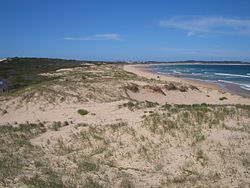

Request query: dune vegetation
[{"left": 0, "top": 58, "right": 249, "bottom": 187}]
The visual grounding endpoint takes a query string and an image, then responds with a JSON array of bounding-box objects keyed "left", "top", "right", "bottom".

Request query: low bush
[
  {"left": 179, "top": 86, "right": 188, "bottom": 92},
  {"left": 165, "top": 83, "right": 178, "bottom": 90},
  {"left": 124, "top": 83, "right": 139, "bottom": 93},
  {"left": 219, "top": 97, "right": 228, "bottom": 101},
  {"left": 78, "top": 109, "right": 89, "bottom": 116},
  {"left": 189, "top": 85, "right": 199, "bottom": 90},
  {"left": 143, "top": 85, "right": 166, "bottom": 95}
]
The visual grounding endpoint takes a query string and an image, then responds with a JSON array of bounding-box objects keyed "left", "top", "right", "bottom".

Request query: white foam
[
  {"left": 187, "top": 78, "right": 217, "bottom": 83},
  {"left": 191, "top": 73, "right": 202, "bottom": 75},
  {"left": 214, "top": 73, "right": 250, "bottom": 78},
  {"left": 157, "top": 72, "right": 171, "bottom": 75},
  {"left": 241, "top": 86, "right": 250, "bottom": 91},
  {"left": 173, "top": 70, "right": 181, "bottom": 74},
  {"left": 218, "top": 80, "right": 237, "bottom": 85},
  {"left": 218, "top": 80, "right": 250, "bottom": 91}
]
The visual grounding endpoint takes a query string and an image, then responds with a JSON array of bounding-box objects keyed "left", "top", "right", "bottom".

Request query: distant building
[
  {"left": 0, "top": 58, "right": 7, "bottom": 62},
  {"left": 0, "top": 80, "right": 8, "bottom": 93}
]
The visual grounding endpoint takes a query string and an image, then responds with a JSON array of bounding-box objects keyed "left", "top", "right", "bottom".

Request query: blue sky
[{"left": 1, "top": 0, "right": 250, "bottom": 61}]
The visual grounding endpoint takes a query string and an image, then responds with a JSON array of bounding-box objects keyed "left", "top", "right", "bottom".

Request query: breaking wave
[{"left": 214, "top": 73, "right": 250, "bottom": 78}]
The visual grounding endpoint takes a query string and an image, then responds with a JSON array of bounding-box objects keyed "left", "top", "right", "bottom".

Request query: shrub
[
  {"left": 52, "top": 121, "right": 61, "bottom": 131},
  {"left": 161, "top": 103, "right": 172, "bottom": 110},
  {"left": 63, "top": 121, "right": 69, "bottom": 126},
  {"left": 143, "top": 85, "right": 166, "bottom": 95},
  {"left": 126, "top": 101, "right": 136, "bottom": 109},
  {"left": 189, "top": 85, "right": 199, "bottom": 90},
  {"left": 179, "top": 85, "right": 188, "bottom": 92},
  {"left": 120, "top": 101, "right": 137, "bottom": 111},
  {"left": 165, "top": 83, "right": 177, "bottom": 90},
  {"left": 78, "top": 109, "right": 89, "bottom": 116},
  {"left": 145, "top": 100, "right": 159, "bottom": 108},
  {"left": 120, "top": 176, "right": 134, "bottom": 188},
  {"left": 2, "top": 110, "right": 8, "bottom": 115},
  {"left": 124, "top": 83, "right": 139, "bottom": 93},
  {"left": 77, "top": 161, "right": 99, "bottom": 172},
  {"left": 152, "top": 86, "right": 166, "bottom": 95},
  {"left": 219, "top": 97, "right": 228, "bottom": 101}
]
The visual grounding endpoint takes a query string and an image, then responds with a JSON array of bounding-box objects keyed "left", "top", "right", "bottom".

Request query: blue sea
[{"left": 148, "top": 63, "right": 250, "bottom": 96}]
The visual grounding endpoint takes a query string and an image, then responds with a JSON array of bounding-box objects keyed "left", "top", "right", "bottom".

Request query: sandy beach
[
  {"left": 124, "top": 64, "right": 250, "bottom": 105},
  {"left": 125, "top": 63, "right": 250, "bottom": 97},
  {"left": 124, "top": 63, "right": 223, "bottom": 90}
]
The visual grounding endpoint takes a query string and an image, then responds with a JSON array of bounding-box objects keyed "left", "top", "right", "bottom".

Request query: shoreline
[
  {"left": 124, "top": 64, "right": 224, "bottom": 91},
  {"left": 124, "top": 64, "right": 250, "bottom": 98}
]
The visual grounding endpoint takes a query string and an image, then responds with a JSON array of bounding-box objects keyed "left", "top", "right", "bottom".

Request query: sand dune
[{"left": 0, "top": 63, "right": 250, "bottom": 187}]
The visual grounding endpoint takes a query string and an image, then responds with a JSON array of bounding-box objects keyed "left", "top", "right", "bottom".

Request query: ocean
[{"left": 148, "top": 63, "right": 250, "bottom": 96}]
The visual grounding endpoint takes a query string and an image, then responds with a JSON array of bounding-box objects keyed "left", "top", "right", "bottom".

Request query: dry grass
[
  {"left": 0, "top": 104, "right": 249, "bottom": 187},
  {"left": 165, "top": 83, "right": 189, "bottom": 92},
  {"left": 165, "top": 83, "right": 178, "bottom": 90},
  {"left": 124, "top": 83, "right": 140, "bottom": 93},
  {"left": 143, "top": 85, "right": 166, "bottom": 95}
]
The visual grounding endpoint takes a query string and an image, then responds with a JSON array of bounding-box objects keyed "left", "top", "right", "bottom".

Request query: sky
[{"left": 1, "top": 0, "right": 250, "bottom": 61}]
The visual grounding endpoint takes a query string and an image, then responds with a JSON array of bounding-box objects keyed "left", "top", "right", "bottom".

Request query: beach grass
[
  {"left": 0, "top": 58, "right": 250, "bottom": 187},
  {"left": 1, "top": 103, "right": 249, "bottom": 187}
]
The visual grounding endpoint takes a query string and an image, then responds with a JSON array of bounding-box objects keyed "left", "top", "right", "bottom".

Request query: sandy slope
[{"left": 1, "top": 63, "right": 249, "bottom": 126}]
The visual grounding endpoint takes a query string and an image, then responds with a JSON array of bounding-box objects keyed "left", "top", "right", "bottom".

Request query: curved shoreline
[
  {"left": 124, "top": 64, "right": 224, "bottom": 90},
  {"left": 124, "top": 64, "right": 250, "bottom": 98}
]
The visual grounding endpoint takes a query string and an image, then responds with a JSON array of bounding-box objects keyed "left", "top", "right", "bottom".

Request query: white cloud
[
  {"left": 159, "top": 16, "right": 250, "bottom": 36},
  {"left": 64, "top": 33, "right": 122, "bottom": 41}
]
